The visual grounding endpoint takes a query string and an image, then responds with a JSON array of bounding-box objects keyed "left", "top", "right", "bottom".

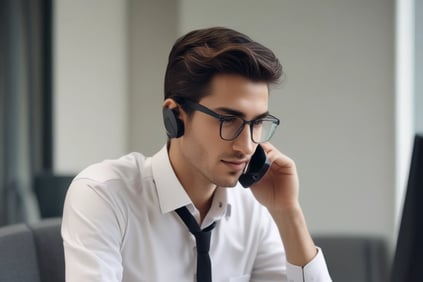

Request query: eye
[
  {"left": 221, "top": 116, "right": 238, "bottom": 124},
  {"left": 253, "top": 119, "right": 264, "bottom": 126}
]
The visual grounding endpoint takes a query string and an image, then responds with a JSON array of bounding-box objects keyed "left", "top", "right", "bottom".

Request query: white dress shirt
[{"left": 62, "top": 146, "right": 332, "bottom": 282}]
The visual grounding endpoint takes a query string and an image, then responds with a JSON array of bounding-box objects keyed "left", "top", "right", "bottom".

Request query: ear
[{"left": 162, "top": 98, "right": 184, "bottom": 138}]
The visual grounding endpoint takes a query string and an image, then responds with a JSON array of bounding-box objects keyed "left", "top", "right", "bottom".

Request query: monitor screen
[{"left": 390, "top": 134, "right": 423, "bottom": 282}]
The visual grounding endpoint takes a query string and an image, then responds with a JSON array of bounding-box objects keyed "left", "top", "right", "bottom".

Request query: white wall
[
  {"left": 55, "top": 0, "right": 397, "bottom": 244},
  {"left": 394, "top": 0, "right": 415, "bottom": 232},
  {"left": 127, "top": 0, "right": 178, "bottom": 155},
  {"left": 54, "top": 0, "right": 128, "bottom": 174}
]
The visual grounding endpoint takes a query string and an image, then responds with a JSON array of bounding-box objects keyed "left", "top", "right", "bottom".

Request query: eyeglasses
[{"left": 180, "top": 99, "right": 280, "bottom": 144}]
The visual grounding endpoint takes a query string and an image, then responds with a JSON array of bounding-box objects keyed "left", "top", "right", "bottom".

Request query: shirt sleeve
[
  {"left": 251, "top": 206, "right": 332, "bottom": 282},
  {"left": 286, "top": 248, "right": 332, "bottom": 282},
  {"left": 61, "top": 178, "right": 125, "bottom": 282}
]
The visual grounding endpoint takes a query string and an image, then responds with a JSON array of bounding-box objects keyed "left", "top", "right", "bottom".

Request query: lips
[{"left": 221, "top": 160, "right": 248, "bottom": 171}]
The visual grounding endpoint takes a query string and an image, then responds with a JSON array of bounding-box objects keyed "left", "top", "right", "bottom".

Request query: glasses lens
[
  {"left": 220, "top": 116, "right": 245, "bottom": 140},
  {"left": 220, "top": 117, "right": 279, "bottom": 143},
  {"left": 252, "top": 119, "right": 278, "bottom": 143}
]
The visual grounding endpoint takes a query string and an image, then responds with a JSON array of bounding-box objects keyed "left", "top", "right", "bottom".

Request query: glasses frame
[{"left": 180, "top": 99, "right": 280, "bottom": 144}]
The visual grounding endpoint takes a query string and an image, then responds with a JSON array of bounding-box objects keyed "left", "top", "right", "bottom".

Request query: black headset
[{"left": 163, "top": 106, "right": 184, "bottom": 138}]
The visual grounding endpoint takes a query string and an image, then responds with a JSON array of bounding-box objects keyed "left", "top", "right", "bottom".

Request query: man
[{"left": 62, "top": 27, "right": 332, "bottom": 281}]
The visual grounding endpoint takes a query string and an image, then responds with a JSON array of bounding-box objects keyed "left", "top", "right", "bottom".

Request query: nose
[{"left": 232, "top": 124, "right": 255, "bottom": 156}]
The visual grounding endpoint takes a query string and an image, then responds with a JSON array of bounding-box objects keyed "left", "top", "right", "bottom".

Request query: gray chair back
[
  {"left": 0, "top": 223, "right": 41, "bottom": 282},
  {"left": 314, "top": 235, "right": 389, "bottom": 282},
  {"left": 0, "top": 218, "right": 64, "bottom": 282},
  {"left": 29, "top": 218, "right": 65, "bottom": 282}
]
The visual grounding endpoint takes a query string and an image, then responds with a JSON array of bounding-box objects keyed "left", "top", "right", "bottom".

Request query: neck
[{"left": 168, "top": 141, "right": 216, "bottom": 222}]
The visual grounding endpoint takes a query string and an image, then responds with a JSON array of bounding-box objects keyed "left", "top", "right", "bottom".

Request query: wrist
[
  {"left": 268, "top": 201, "right": 302, "bottom": 219},
  {"left": 268, "top": 203, "right": 316, "bottom": 266}
]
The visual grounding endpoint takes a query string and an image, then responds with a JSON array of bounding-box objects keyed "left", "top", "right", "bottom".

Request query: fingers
[{"left": 260, "top": 143, "right": 296, "bottom": 171}]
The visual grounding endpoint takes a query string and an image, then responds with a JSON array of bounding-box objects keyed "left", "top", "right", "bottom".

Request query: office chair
[
  {"left": 314, "top": 235, "right": 389, "bottom": 282},
  {"left": 0, "top": 218, "right": 64, "bottom": 282}
]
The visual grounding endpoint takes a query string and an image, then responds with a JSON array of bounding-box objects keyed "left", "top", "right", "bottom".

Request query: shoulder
[
  {"left": 76, "top": 152, "right": 146, "bottom": 183},
  {"left": 74, "top": 152, "right": 149, "bottom": 191},
  {"left": 67, "top": 152, "right": 150, "bottom": 202}
]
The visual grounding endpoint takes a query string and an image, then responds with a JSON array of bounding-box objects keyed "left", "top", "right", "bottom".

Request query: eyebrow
[{"left": 215, "top": 107, "right": 270, "bottom": 120}]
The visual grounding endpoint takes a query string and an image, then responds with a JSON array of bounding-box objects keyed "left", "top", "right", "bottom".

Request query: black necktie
[{"left": 175, "top": 206, "right": 216, "bottom": 282}]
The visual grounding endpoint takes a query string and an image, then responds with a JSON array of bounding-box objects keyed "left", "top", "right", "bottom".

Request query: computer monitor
[{"left": 390, "top": 134, "right": 423, "bottom": 282}]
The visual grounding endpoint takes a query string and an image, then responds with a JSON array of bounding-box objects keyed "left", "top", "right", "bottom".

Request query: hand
[
  {"left": 249, "top": 142, "right": 300, "bottom": 213},
  {"left": 249, "top": 143, "right": 319, "bottom": 267}
]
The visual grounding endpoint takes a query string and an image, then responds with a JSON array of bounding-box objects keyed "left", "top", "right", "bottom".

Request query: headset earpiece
[{"left": 163, "top": 107, "right": 184, "bottom": 138}]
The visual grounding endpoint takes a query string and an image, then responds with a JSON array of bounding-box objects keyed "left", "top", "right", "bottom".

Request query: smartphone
[{"left": 239, "top": 145, "right": 270, "bottom": 188}]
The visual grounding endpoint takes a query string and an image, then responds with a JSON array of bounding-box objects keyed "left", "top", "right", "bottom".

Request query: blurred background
[{"left": 0, "top": 0, "right": 422, "bottom": 265}]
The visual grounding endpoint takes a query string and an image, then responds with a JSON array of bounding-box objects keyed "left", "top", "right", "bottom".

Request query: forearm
[{"left": 269, "top": 204, "right": 317, "bottom": 266}]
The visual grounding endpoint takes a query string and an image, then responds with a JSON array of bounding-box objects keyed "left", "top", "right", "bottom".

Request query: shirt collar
[
  {"left": 151, "top": 145, "right": 191, "bottom": 214},
  {"left": 201, "top": 187, "right": 230, "bottom": 228},
  {"left": 151, "top": 145, "right": 232, "bottom": 224}
]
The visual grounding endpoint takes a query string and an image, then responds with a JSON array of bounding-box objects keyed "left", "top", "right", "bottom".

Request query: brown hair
[{"left": 164, "top": 27, "right": 283, "bottom": 110}]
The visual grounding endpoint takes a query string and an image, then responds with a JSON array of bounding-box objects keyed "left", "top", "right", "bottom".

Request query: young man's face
[{"left": 180, "top": 74, "right": 269, "bottom": 188}]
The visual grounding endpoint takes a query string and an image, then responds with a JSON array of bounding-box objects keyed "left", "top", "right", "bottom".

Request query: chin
[
  {"left": 209, "top": 168, "right": 242, "bottom": 187},
  {"left": 213, "top": 176, "right": 239, "bottom": 188}
]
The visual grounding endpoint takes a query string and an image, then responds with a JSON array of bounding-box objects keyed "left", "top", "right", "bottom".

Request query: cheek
[
  {"left": 186, "top": 118, "right": 220, "bottom": 143},
  {"left": 184, "top": 120, "right": 223, "bottom": 161}
]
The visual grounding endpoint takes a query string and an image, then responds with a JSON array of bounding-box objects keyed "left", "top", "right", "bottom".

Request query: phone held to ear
[{"left": 239, "top": 145, "right": 270, "bottom": 188}]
